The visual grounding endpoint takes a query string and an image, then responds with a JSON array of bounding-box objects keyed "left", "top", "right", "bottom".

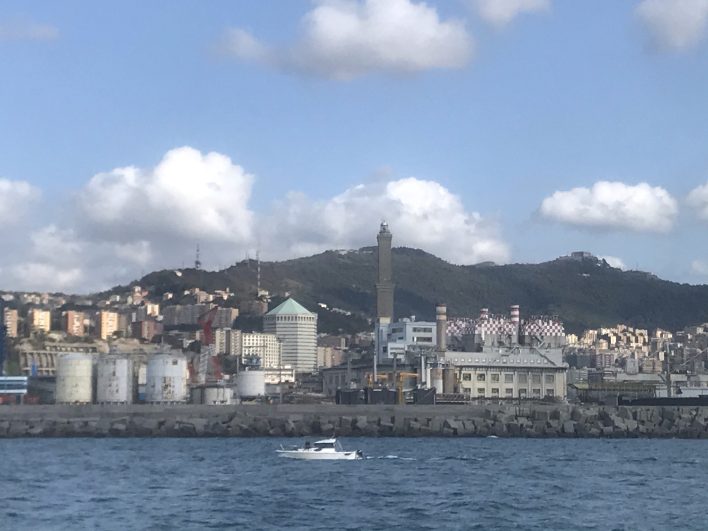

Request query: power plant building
[
  {"left": 445, "top": 306, "right": 569, "bottom": 400},
  {"left": 263, "top": 298, "right": 317, "bottom": 373}
]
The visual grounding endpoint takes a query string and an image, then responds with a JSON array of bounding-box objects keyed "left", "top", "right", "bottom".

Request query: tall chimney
[{"left": 436, "top": 302, "right": 447, "bottom": 355}]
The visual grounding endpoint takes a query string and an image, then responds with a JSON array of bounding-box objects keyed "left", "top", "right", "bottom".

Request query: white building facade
[{"left": 263, "top": 298, "right": 317, "bottom": 373}]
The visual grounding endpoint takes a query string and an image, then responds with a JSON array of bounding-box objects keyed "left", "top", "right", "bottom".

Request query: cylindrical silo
[
  {"left": 145, "top": 353, "right": 188, "bottom": 403},
  {"left": 56, "top": 353, "right": 94, "bottom": 404},
  {"left": 430, "top": 368, "right": 444, "bottom": 395},
  {"left": 96, "top": 355, "right": 134, "bottom": 404},
  {"left": 203, "top": 385, "right": 231, "bottom": 405},
  {"left": 236, "top": 370, "right": 265, "bottom": 399}
]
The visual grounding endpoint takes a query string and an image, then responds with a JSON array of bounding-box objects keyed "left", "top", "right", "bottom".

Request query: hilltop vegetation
[{"left": 125, "top": 248, "right": 708, "bottom": 334}]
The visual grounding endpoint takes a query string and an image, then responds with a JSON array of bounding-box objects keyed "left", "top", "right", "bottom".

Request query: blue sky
[{"left": 2, "top": 0, "right": 708, "bottom": 292}]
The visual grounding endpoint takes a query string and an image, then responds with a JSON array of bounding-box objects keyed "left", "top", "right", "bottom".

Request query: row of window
[
  {"left": 466, "top": 388, "right": 555, "bottom": 398},
  {"left": 462, "top": 372, "right": 555, "bottom": 384}
]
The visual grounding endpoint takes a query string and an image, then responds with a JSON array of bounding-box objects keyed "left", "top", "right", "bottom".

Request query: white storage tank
[
  {"left": 56, "top": 353, "right": 94, "bottom": 404},
  {"left": 236, "top": 370, "right": 265, "bottom": 399},
  {"left": 145, "top": 353, "right": 188, "bottom": 403},
  {"left": 96, "top": 355, "right": 134, "bottom": 404},
  {"left": 191, "top": 385, "right": 233, "bottom": 405}
]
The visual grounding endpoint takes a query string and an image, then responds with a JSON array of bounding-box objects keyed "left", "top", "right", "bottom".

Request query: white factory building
[
  {"left": 263, "top": 298, "right": 317, "bottom": 374},
  {"left": 444, "top": 306, "right": 569, "bottom": 400},
  {"left": 377, "top": 318, "right": 437, "bottom": 361}
]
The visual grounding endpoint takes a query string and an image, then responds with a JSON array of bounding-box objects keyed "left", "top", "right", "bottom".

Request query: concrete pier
[{"left": 1, "top": 403, "right": 708, "bottom": 438}]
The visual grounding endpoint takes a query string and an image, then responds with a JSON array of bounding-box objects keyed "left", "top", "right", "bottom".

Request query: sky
[{"left": 2, "top": 0, "right": 708, "bottom": 293}]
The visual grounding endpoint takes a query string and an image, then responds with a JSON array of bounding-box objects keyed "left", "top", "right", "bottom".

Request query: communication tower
[{"left": 195, "top": 244, "right": 202, "bottom": 270}]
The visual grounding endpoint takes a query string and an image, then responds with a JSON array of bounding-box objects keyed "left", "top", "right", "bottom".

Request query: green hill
[{"left": 125, "top": 249, "right": 708, "bottom": 334}]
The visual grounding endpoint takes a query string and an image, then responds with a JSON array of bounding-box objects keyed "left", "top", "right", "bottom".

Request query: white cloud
[
  {"left": 539, "top": 181, "right": 677, "bottom": 233},
  {"left": 687, "top": 182, "right": 708, "bottom": 220},
  {"left": 600, "top": 255, "right": 627, "bottom": 270},
  {"left": 0, "top": 20, "right": 58, "bottom": 41},
  {"left": 78, "top": 146, "right": 255, "bottom": 245},
  {"left": 0, "top": 178, "right": 40, "bottom": 224},
  {"left": 9, "top": 262, "right": 82, "bottom": 293},
  {"left": 0, "top": 147, "right": 510, "bottom": 292},
  {"left": 222, "top": 0, "right": 473, "bottom": 79},
  {"left": 471, "top": 0, "right": 550, "bottom": 27},
  {"left": 692, "top": 259, "right": 708, "bottom": 276},
  {"left": 262, "top": 177, "right": 510, "bottom": 265},
  {"left": 636, "top": 0, "right": 708, "bottom": 51}
]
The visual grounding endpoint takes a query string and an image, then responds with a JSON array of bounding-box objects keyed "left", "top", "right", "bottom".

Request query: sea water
[{"left": 1, "top": 438, "right": 707, "bottom": 530}]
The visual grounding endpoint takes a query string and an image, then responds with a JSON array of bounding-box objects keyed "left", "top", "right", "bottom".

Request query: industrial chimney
[
  {"left": 510, "top": 305, "right": 520, "bottom": 327},
  {"left": 436, "top": 302, "right": 447, "bottom": 355}
]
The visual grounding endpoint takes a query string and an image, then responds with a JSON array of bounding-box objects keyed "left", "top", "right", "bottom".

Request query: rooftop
[{"left": 266, "top": 298, "right": 313, "bottom": 316}]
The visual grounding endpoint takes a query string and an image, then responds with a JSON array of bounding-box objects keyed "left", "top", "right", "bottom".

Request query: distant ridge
[{"left": 115, "top": 248, "right": 708, "bottom": 334}]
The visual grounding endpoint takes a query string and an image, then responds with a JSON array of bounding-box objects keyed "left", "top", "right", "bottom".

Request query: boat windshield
[{"left": 314, "top": 442, "right": 335, "bottom": 449}]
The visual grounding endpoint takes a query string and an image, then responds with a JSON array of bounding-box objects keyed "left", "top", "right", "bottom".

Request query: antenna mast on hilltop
[
  {"left": 256, "top": 249, "right": 261, "bottom": 297},
  {"left": 195, "top": 244, "right": 202, "bottom": 270}
]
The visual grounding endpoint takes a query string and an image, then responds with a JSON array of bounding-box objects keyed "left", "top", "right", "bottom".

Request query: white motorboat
[{"left": 276, "top": 438, "right": 363, "bottom": 460}]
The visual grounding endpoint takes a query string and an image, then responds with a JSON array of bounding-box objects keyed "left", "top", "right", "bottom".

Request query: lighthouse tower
[{"left": 374, "top": 222, "right": 394, "bottom": 364}]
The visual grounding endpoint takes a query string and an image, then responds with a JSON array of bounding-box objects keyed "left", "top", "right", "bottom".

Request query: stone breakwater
[{"left": 2, "top": 403, "right": 708, "bottom": 438}]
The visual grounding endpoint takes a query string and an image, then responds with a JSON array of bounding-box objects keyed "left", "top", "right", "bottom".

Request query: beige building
[
  {"left": 62, "top": 311, "right": 85, "bottom": 337},
  {"left": 97, "top": 310, "right": 119, "bottom": 340},
  {"left": 446, "top": 347, "right": 568, "bottom": 400},
  {"left": 214, "top": 328, "right": 241, "bottom": 356},
  {"left": 3, "top": 308, "right": 18, "bottom": 338},
  {"left": 317, "top": 346, "right": 345, "bottom": 369},
  {"left": 212, "top": 307, "right": 239, "bottom": 329},
  {"left": 28, "top": 309, "right": 51, "bottom": 333},
  {"left": 241, "top": 332, "right": 282, "bottom": 369}
]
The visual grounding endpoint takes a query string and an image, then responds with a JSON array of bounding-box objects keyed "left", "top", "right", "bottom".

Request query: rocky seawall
[{"left": 1, "top": 403, "right": 708, "bottom": 438}]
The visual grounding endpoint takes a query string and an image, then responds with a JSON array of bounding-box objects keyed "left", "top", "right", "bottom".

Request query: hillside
[{"left": 125, "top": 249, "right": 708, "bottom": 334}]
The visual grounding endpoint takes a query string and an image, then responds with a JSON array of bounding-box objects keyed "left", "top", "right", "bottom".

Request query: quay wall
[{"left": 1, "top": 403, "right": 708, "bottom": 438}]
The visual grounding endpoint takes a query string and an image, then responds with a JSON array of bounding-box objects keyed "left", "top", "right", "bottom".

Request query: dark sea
[{"left": 1, "top": 437, "right": 706, "bottom": 530}]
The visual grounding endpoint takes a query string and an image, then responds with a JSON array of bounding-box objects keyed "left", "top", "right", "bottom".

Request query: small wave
[{"left": 366, "top": 455, "right": 416, "bottom": 460}]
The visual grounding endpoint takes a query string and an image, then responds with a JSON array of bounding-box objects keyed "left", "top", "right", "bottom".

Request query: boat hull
[{"left": 276, "top": 450, "right": 361, "bottom": 460}]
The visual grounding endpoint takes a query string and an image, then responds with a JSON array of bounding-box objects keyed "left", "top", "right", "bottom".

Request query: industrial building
[
  {"left": 442, "top": 305, "right": 568, "bottom": 400},
  {"left": 263, "top": 298, "right": 317, "bottom": 374}
]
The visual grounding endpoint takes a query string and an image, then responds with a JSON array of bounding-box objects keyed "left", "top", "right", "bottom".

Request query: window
[
  {"left": 545, "top": 374, "right": 555, "bottom": 384},
  {"left": 477, "top": 373, "right": 486, "bottom": 382},
  {"left": 519, "top": 389, "right": 527, "bottom": 398},
  {"left": 491, "top": 374, "right": 500, "bottom": 382},
  {"left": 505, "top": 388, "right": 514, "bottom": 397},
  {"left": 504, "top": 373, "right": 514, "bottom": 383},
  {"left": 532, "top": 388, "right": 541, "bottom": 397},
  {"left": 462, "top": 373, "right": 471, "bottom": 381},
  {"left": 477, "top": 388, "right": 485, "bottom": 396},
  {"left": 518, "top": 373, "right": 528, "bottom": 384},
  {"left": 546, "top": 389, "right": 555, "bottom": 397},
  {"left": 532, "top": 374, "right": 541, "bottom": 384},
  {"left": 491, "top": 388, "right": 499, "bottom": 396}
]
